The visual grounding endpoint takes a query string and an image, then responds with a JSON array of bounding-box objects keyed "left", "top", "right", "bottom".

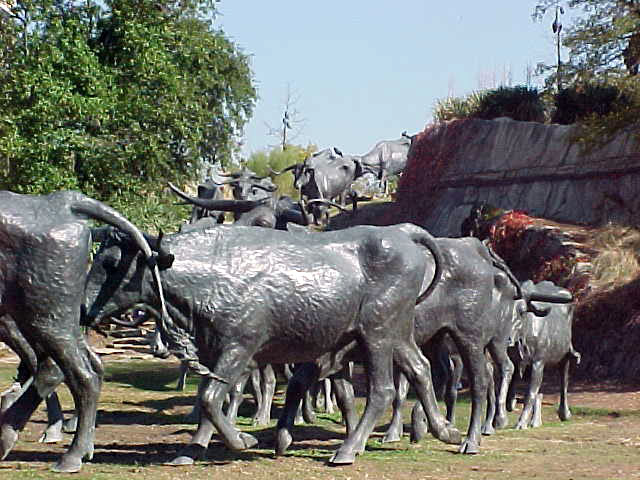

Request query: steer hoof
[
  {"left": 167, "top": 444, "right": 206, "bottom": 465},
  {"left": 63, "top": 416, "right": 78, "bottom": 434},
  {"left": 239, "top": 432, "right": 258, "bottom": 449},
  {"left": 514, "top": 421, "right": 528, "bottom": 430},
  {"left": 328, "top": 448, "right": 356, "bottom": 465},
  {"left": 275, "top": 428, "right": 292, "bottom": 456},
  {"left": 558, "top": 408, "right": 572, "bottom": 422},
  {"left": 481, "top": 423, "right": 495, "bottom": 436},
  {"left": 168, "top": 455, "right": 195, "bottom": 466},
  {"left": 434, "top": 425, "right": 462, "bottom": 445},
  {"left": 39, "top": 422, "right": 64, "bottom": 443},
  {"left": 458, "top": 439, "right": 479, "bottom": 454},
  {"left": 382, "top": 429, "right": 402, "bottom": 443},
  {"left": 51, "top": 454, "right": 82, "bottom": 473},
  {"left": 493, "top": 414, "right": 508, "bottom": 430},
  {"left": 0, "top": 425, "right": 18, "bottom": 460}
]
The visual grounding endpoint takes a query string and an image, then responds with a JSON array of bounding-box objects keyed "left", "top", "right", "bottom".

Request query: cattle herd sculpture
[{"left": 0, "top": 137, "right": 585, "bottom": 473}]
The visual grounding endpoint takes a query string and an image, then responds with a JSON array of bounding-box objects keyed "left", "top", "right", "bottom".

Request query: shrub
[
  {"left": 433, "top": 86, "right": 545, "bottom": 123},
  {"left": 432, "top": 91, "right": 485, "bottom": 122},
  {"left": 552, "top": 83, "right": 633, "bottom": 125},
  {"left": 474, "top": 86, "right": 545, "bottom": 122}
]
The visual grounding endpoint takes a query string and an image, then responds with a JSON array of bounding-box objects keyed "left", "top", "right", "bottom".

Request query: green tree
[
  {"left": 245, "top": 144, "right": 316, "bottom": 197},
  {"left": 533, "top": 1, "right": 640, "bottom": 146},
  {"left": 0, "top": 0, "right": 256, "bottom": 228},
  {"left": 534, "top": 1, "right": 640, "bottom": 81}
]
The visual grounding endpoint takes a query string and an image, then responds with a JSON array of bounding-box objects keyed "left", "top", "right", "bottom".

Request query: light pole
[{"left": 552, "top": 5, "right": 564, "bottom": 92}]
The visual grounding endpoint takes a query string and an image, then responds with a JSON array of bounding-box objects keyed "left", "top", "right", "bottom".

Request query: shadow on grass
[{"left": 5, "top": 425, "right": 344, "bottom": 467}]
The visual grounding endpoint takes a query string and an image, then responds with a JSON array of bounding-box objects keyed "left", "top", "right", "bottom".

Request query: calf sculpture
[
  {"left": 84, "top": 223, "right": 462, "bottom": 465},
  {"left": 507, "top": 280, "right": 580, "bottom": 429},
  {"left": 0, "top": 190, "right": 163, "bottom": 473}
]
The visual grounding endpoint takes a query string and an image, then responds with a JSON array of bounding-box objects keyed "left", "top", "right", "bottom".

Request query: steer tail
[
  {"left": 481, "top": 240, "right": 573, "bottom": 316},
  {"left": 400, "top": 225, "right": 443, "bottom": 305}
]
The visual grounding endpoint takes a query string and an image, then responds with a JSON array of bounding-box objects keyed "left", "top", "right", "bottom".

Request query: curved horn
[
  {"left": 217, "top": 178, "right": 240, "bottom": 185},
  {"left": 269, "top": 163, "right": 300, "bottom": 176},
  {"left": 217, "top": 171, "right": 242, "bottom": 178},
  {"left": 307, "top": 198, "right": 350, "bottom": 213},
  {"left": 528, "top": 290, "right": 573, "bottom": 304},
  {"left": 252, "top": 183, "right": 278, "bottom": 193},
  {"left": 168, "top": 182, "right": 265, "bottom": 213}
]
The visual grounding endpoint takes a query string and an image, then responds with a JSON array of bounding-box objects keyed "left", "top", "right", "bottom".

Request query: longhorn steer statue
[
  {"left": 83, "top": 223, "right": 462, "bottom": 466},
  {"left": 272, "top": 148, "right": 363, "bottom": 226},
  {"left": 0, "top": 190, "right": 164, "bottom": 473},
  {"left": 507, "top": 280, "right": 580, "bottom": 429},
  {"left": 279, "top": 237, "right": 573, "bottom": 454},
  {"left": 169, "top": 183, "right": 307, "bottom": 232},
  {"left": 219, "top": 167, "right": 277, "bottom": 203},
  {"left": 186, "top": 179, "right": 228, "bottom": 225},
  {"left": 358, "top": 132, "right": 413, "bottom": 195}
]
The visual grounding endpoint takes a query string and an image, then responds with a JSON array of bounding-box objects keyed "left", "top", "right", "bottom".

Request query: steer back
[{"left": 84, "top": 223, "right": 442, "bottom": 375}]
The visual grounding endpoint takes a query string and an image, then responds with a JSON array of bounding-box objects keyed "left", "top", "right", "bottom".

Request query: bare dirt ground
[{"left": 0, "top": 359, "right": 639, "bottom": 480}]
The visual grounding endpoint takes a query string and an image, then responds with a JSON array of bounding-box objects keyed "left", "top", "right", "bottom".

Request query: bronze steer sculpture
[
  {"left": 507, "top": 280, "right": 580, "bottom": 429},
  {"left": 272, "top": 148, "right": 363, "bottom": 226},
  {"left": 357, "top": 132, "right": 412, "bottom": 196},
  {"left": 0, "top": 190, "right": 163, "bottom": 473},
  {"left": 279, "top": 237, "right": 573, "bottom": 454},
  {"left": 83, "top": 223, "right": 462, "bottom": 466}
]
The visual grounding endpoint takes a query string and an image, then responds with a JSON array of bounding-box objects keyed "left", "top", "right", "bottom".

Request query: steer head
[
  {"left": 218, "top": 167, "right": 278, "bottom": 202},
  {"left": 84, "top": 228, "right": 174, "bottom": 326}
]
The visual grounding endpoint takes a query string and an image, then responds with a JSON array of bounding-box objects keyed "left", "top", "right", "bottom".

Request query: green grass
[{"left": 0, "top": 361, "right": 638, "bottom": 480}]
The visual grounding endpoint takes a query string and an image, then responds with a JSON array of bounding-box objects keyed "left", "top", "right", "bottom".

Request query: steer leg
[
  {"left": 329, "top": 340, "right": 396, "bottom": 465},
  {"left": 253, "top": 364, "right": 275, "bottom": 426},
  {"left": 382, "top": 370, "right": 409, "bottom": 443},
  {"left": 39, "top": 392, "right": 65, "bottom": 443},
  {"left": 515, "top": 360, "right": 544, "bottom": 429},
  {"left": 558, "top": 355, "right": 572, "bottom": 421},
  {"left": 482, "top": 359, "right": 496, "bottom": 436},
  {"left": 330, "top": 366, "right": 358, "bottom": 433},
  {"left": 393, "top": 342, "right": 461, "bottom": 447},
  {"left": 275, "top": 363, "right": 320, "bottom": 456},
  {"left": 48, "top": 339, "right": 103, "bottom": 473},
  {"left": 451, "top": 341, "right": 489, "bottom": 454},
  {"left": 445, "top": 353, "right": 464, "bottom": 425},
  {"left": 0, "top": 357, "right": 64, "bottom": 460},
  {"left": 487, "top": 340, "right": 514, "bottom": 430},
  {"left": 171, "top": 353, "right": 258, "bottom": 466},
  {"left": 225, "top": 371, "right": 250, "bottom": 424},
  {"left": 506, "top": 365, "right": 520, "bottom": 412}
]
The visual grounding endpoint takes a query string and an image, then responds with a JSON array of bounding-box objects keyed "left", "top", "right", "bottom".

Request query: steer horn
[
  {"left": 269, "top": 163, "right": 300, "bottom": 176},
  {"left": 168, "top": 182, "right": 267, "bottom": 213},
  {"left": 252, "top": 182, "right": 278, "bottom": 193},
  {"left": 307, "top": 198, "right": 350, "bottom": 213}
]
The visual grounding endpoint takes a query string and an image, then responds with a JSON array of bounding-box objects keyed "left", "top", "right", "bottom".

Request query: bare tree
[{"left": 265, "top": 83, "right": 306, "bottom": 150}]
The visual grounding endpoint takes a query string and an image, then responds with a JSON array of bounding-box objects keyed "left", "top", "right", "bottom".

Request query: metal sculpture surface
[
  {"left": 0, "top": 190, "right": 163, "bottom": 473},
  {"left": 83, "top": 223, "right": 461, "bottom": 465},
  {"left": 358, "top": 133, "right": 412, "bottom": 195},
  {"left": 169, "top": 183, "right": 307, "bottom": 232},
  {"left": 507, "top": 280, "right": 580, "bottom": 429},
  {"left": 272, "top": 148, "right": 363, "bottom": 226},
  {"left": 279, "top": 238, "right": 573, "bottom": 454}
]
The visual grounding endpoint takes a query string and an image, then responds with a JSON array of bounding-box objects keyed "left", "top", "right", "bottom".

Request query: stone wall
[{"left": 392, "top": 118, "right": 640, "bottom": 236}]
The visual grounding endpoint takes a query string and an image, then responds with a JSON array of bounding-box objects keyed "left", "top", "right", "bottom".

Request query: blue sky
[{"left": 215, "top": 1, "right": 566, "bottom": 158}]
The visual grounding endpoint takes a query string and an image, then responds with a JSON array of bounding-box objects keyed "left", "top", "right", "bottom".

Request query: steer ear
[{"left": 156, "top": 230, "right": 175, "bottom": 270}]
